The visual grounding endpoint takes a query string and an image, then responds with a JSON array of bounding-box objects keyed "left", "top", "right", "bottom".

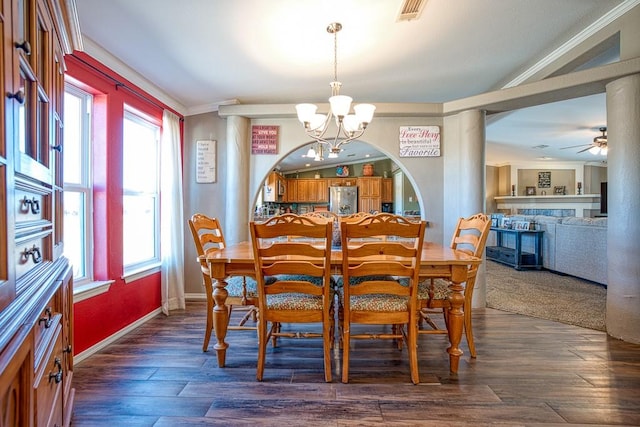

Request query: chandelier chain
[{"left": 333, "top": 26, "right": 338, "bottom": 84}]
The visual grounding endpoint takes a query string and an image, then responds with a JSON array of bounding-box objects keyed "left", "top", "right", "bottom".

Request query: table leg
[
  {"left": 212, "top": 276, "right": 230, "bottom": 367},
  {"left": 446, "top": 265, "right": 467, "bottom": 373}
]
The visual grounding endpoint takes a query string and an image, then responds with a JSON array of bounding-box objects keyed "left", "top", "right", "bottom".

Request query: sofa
[{"left": 486, "top": 215, "right": 607, "bottom": 285}]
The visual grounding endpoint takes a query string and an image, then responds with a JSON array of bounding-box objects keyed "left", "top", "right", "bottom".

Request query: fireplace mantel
[{"left": 494, "top": 194, "right": 601, "bottom": 217}]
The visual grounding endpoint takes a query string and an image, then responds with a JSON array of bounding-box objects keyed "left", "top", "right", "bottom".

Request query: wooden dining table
[{"left": 201, "top": 240, "right": 481, "bottom": 374}]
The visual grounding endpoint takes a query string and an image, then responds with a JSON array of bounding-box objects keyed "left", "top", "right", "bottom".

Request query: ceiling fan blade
[
  {"left": 576, "top": 146, "right": 594, "bottom": 153},
  {"left": 560, "top": 144, "right": 590, "bottom": 150}
]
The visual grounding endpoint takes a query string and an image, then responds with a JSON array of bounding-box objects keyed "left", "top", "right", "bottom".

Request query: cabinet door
[
  {"left": 12, "top": 0, "right": 55, "bottom": 183},
  {"left": 285, "top": 179, "right": 297, "bottom": 202},
  {"left": 316, "top": 179, "right": 328, "bottom": 202},
  {"left": 381, "top": 178, "right": 393, "bottom": 202}
]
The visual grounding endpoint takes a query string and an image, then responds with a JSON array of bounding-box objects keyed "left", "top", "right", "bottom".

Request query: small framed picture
[
  {"left": 554, "top": 185, "right": 566, "bottom": 195},
  {"left": 526, "top": 186, "right": 536, "bottom": 196},
  {"left": 514, "top": 221, "right": 530, "bottom": 230}
]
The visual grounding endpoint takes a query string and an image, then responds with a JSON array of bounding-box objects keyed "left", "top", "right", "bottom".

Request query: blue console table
[{"left": 486, "top": 227, "right": 544, "bottom": 270}]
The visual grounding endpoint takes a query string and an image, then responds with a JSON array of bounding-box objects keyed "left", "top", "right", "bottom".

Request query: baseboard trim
[
  {"left": 74, "top": 307, "right": 163, "bottom": 364},
  {"left": 185, "top": 292, "right": 207, "bottom": 301}
]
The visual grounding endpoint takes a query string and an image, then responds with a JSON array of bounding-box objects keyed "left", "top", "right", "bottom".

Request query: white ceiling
[{"left": 75, "top": 0, "right": 633, "bottom": 169}]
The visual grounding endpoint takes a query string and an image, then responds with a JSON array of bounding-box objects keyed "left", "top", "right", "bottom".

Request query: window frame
[
  {"left": 63, "top": 83, "right": 94, "bottom": 286},
  {"left": 122, "top": 107, "right": 161, "bottom": 276}
]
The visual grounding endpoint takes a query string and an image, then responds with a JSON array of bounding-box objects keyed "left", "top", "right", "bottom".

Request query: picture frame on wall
[{"left": 526, "top": 186, "right": 536, "bottom": 196}]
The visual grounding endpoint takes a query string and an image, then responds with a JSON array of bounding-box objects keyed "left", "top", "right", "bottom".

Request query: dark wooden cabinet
[
  {"left": 486, "top": 227, "right": 544, "bottom": 270},
  {"left": 0, "top": 1, "right": 79, "bottom": 425}
]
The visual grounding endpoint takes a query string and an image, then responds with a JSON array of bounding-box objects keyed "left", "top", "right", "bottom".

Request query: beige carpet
[{"left": 485, "top": 260, "right": 607, "bottom": 331}]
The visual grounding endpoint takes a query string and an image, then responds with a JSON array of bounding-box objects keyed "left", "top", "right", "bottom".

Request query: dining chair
[
  {"left": 188, "top": 213, "right": 258, "bottom": 352},
  {"left": 249, "top": 213, "right": 335, "bottom": 382},
  {"left": 301, "top": 211, "right": 338, "bottom": 223},
  {"left": 417, "top": 213, "right": 491, "bottom": 358},
  {"left": 340, "top": 213, "right": 426, "bottom": 384}
]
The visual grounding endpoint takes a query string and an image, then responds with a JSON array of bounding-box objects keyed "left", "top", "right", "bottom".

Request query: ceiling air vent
[{"left": 397, "top": 0, "right": 427, "bottom": 22}]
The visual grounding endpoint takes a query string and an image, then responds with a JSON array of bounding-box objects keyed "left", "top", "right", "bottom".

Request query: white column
[
  {"left": 225, "top": 115, "right": 250, "bottom": 245},
  {"left": 606, "top": 74, "right": 640, "bottom": 344},
  {"left": 447, "top": 110, "right": 487, "bottom": 308}
]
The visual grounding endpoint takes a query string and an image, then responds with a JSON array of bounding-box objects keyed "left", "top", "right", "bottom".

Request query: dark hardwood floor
[{"left": 71, "top": 301, "right": 640, "bottom": 426}]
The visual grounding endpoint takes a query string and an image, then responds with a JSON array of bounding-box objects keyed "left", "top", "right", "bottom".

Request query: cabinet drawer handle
[
  {"left": 39, "top": 307, "right": 53, "bottom": 328},
  {"left": 20, "top": 196, "right": 40, "bottom": 214},
  {"left": 15, "top": 40, "right": 32, "bottom": 55},
  {"left": 51, "top": 144, "right": 63, "bottom": 152},
  {"left": 8, "top": 90, "right": 25, "bottom": 104},
  {"left": 49, "top": 358, "right": 63, "bottom": 384},
  {"left": 63, "top": 344, "right": 72, "bottom": 354},
  {"left": 21, "top": 245, "right": 42, "bottom": 264}
]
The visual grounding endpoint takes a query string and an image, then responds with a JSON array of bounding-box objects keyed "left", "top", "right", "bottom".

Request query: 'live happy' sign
[{"left": 399, "top": 126, "right": 441, "bottom": 157}]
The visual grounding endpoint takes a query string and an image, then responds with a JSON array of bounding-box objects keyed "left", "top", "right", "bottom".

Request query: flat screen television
[{"left": 600, "top": 182, "right": 607, "bottom": 215}]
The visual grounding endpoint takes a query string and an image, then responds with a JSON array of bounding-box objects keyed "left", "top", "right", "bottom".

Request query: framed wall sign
[
  {"left": 251, "top": 125, "right": 279, "bottom": 154},
  {"left": 399, "top": 126, "right": 440, "bottom": 157},
  {"left": 196, "top": 140, "right": 216, "bottom": 183},
  {"left": 538, "top": 171, "right": 551, "bottom": 188}
]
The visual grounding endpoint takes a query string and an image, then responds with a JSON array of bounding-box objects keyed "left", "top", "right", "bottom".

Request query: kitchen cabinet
[
  {"left": 263, "top": 171, "right": 285, "bottom": 202},
  {"left": 285, "top": 178, "right": 328, "bottom": 203},
  {"left": 327, "top": 178, "right": 357, "bottom": 187},
  {"left": 0, "top": 1, "right": 78, "bottom": 426},
  {"left": 382, "top": 178, "right": 393, "bottom": 203},
  {"left": 357, "top": 177, "right": 382, "bottom": 213}
]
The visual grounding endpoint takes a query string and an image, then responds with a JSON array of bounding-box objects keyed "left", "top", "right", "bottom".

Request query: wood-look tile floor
[{"left": 71, "top": 302, "right": 640, "bottom": 426}]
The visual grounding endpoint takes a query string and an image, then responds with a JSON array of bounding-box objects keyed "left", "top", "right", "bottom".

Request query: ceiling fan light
[
  {"left": 600, "top": 146, "right": 608, "bottom": 155},
  {"left": 589, "top": 146, "right": 600, "bottom": 155}
]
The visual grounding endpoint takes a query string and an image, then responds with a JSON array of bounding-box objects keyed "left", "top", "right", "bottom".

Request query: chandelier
[{"left": 296, "top": 22, "right": 376, "bottom": 159}]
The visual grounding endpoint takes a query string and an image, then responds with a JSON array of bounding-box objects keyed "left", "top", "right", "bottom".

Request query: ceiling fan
[{"left": 561, "top": 127, "right": 607, "bottom": 155}]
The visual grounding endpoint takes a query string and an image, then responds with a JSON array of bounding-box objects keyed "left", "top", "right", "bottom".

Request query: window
[
  {"left": 63, "top": 84, "right": 93, "bottom": 284},
  {"left": 122, "top": 108, "right": 161, "bottom": 273}
]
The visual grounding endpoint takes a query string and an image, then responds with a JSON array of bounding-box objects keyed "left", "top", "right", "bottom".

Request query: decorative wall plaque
[
  {"left": 196, "top": 140, "right": 216, "bottom": 183},
  {"left": 538, "top": 171, "right": 551, "bottom": 188},
  {"left": 399, "top": 126, "right": 440, "bottom": 157},
  {"left": 251, "top": 125, "right": 279, "bottom": 154}
]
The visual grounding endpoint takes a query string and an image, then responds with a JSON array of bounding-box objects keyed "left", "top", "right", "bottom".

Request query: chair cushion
[
  {"left": 225, "top": 275, "right": 258, "bottom": 298},
  {"left": 417, "top": 278, "right": 450, "bottom": 301},
  {"left": 348, "top": 294, "right": 409, "bottom": 312},
  {"left": 265, "top": 293, "right": 325, "bottom": 310}
]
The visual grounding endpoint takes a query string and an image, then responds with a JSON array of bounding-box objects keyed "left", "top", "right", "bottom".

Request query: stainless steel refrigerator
[{"left": 329, "top": 186, "right": 358, "bottom": 216}]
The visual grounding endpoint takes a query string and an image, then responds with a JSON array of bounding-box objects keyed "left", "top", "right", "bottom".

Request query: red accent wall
[{"left": 66, "top": 52, "right": 184, "bottom": 354}]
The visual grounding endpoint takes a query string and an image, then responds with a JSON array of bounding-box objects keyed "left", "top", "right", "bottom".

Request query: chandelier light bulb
[
  {"left": 296, "top": 103, "right": 317, "bottom": 124},
  {"left": 354, "top": 103, "right": 376, "bottom": 124},
  {"left": 329, "top": 95, "right": 352, "bottom": 118},
  {"left": 306, "top": 146, "right": 316, "bottom": 158}
]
